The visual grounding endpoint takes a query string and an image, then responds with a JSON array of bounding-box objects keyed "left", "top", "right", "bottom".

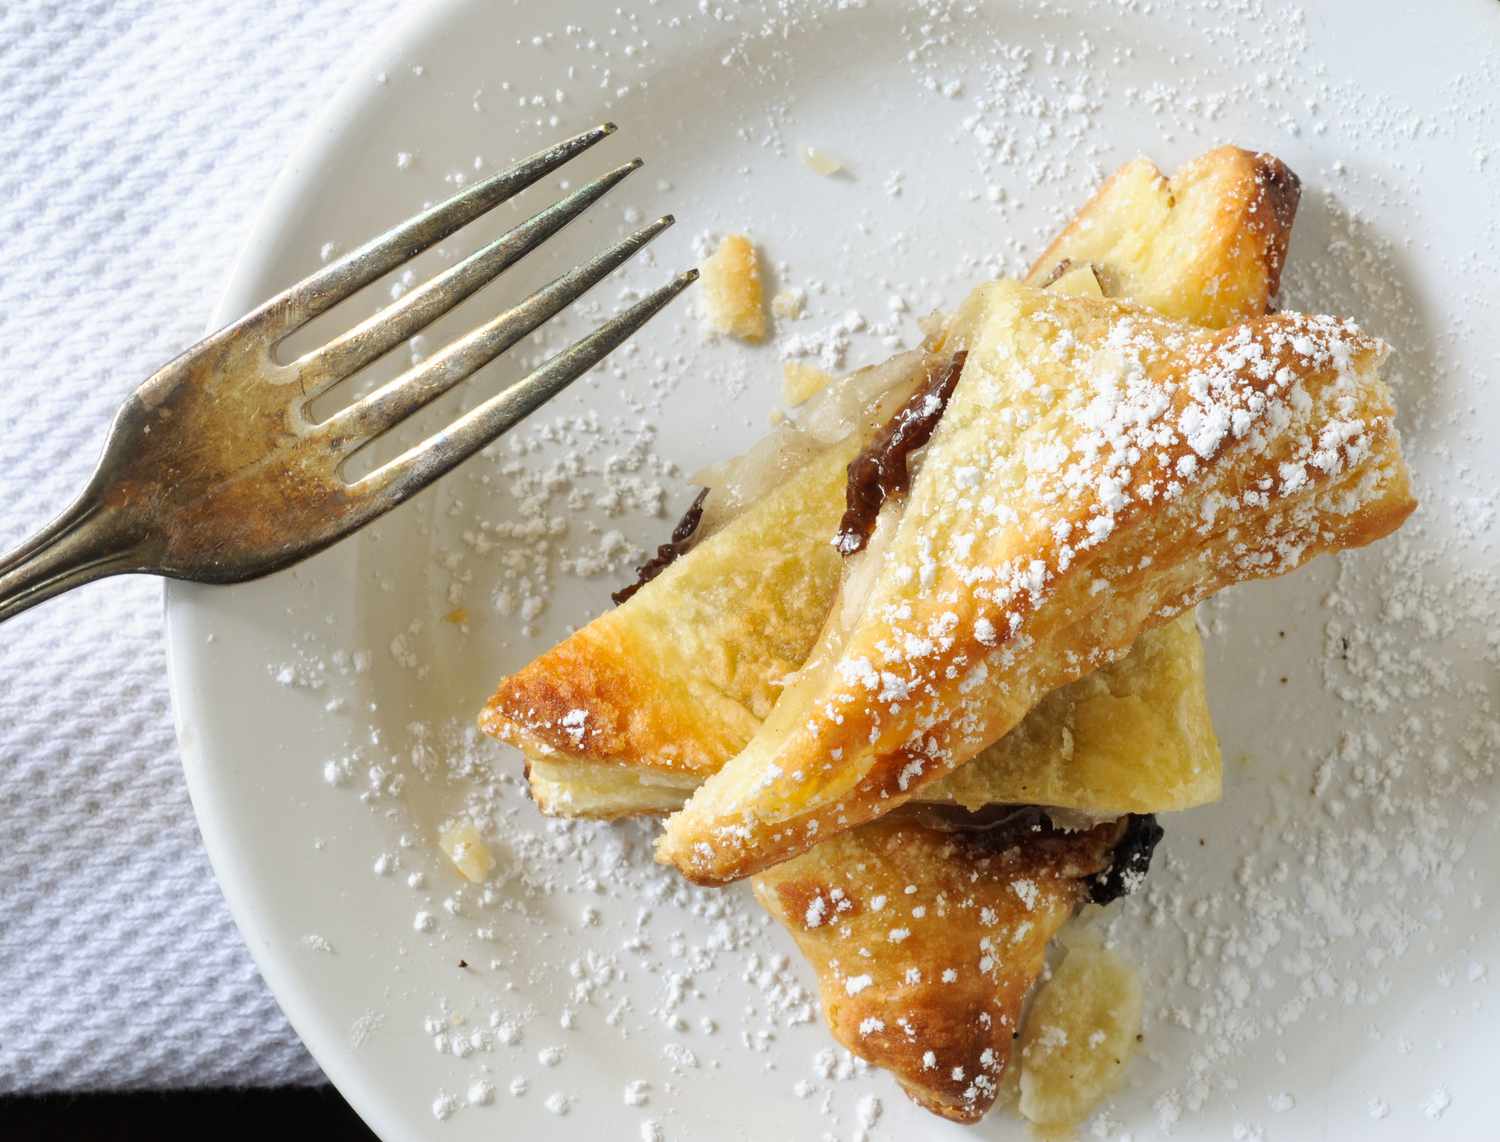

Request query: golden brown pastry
[
  {"left": 751, "top": 811, "right": 1152, "bottom": 1123},
  {"left": 1029, "top": 144, "right": 1299, "bottom": 327},
  {"left": 477, "top": 147, "right": 1315, "bottom": 1125},
  {"left": 1016, "top": 939, "right": 1144, "bottom": 1129},
  {"left": 658, "top": 286, "right": 1415, "bottom": 884},
  {"left": 480, "top": 146, "right": 1296, "bottom": 821},
  {"left": 745, "top": 155, "right": 1305, "bottom": 1124},
  {"left": 518, "top": 612, "right": 1217, "bottom": 820}
]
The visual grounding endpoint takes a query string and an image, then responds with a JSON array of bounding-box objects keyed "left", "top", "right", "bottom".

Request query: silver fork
[{"left": 0, "top": 123, "right": 695, "bottom": 625}]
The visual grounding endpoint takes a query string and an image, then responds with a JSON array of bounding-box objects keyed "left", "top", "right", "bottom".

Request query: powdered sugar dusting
[{"left": 237, "top": 0, "right": 1500, "bottom": 1135}]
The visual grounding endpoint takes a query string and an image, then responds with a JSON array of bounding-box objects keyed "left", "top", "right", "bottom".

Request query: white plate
[{"left": 167, "top": 1, "right": 1500, "bottom": 1138}]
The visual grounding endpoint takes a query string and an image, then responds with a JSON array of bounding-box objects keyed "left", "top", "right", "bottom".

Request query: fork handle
[{"left": 0, "top": 493, "right": 144, "bottom": 625}]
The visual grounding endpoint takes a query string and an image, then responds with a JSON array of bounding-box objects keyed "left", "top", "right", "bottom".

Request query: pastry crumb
[
  {"left": 439, "top": 822, "right": 496, "bottom": 883},
  {"left": 701, "top": 234, "right": 768, "bottom": 342},
  {"left": 800, "top": 146, "right": 844, "bottom": 176},
  {"left": 771, "top": 287, "right": 806, "bottom": 320},
  {"left": 1018, "top": 942, "right": 1143, "bottom": 1129}
]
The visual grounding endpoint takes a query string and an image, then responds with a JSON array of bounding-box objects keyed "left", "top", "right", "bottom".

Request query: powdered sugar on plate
[{"left": 185, "top": 0, "right": 1500, "bottom": 1137}]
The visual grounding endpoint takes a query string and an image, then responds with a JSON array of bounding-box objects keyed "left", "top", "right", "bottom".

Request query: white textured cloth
[{"left": 0, "top": 0, "right": 402, "bottom": 1091}]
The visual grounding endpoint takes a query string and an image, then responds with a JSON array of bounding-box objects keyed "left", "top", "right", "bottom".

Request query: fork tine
[
  {"left": 323, "top": 216, "right": 676, "bottom": 452},
  {"left": 295, "top": 158, "right": 643, "bottom": 397},
  {"left": 352, "top": 269, "right": 698, "bottom": 516},
  {"left": 250, "top": 122, "right": 617, "bottom": 340}
]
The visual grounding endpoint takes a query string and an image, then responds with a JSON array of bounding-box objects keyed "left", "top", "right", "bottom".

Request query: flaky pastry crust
[
  {"left": 481, "top": 147, "right": 1296, "bottom": 820},
  {"left": 752, "top": 814, "right": 1122, "bottom": 1122},
  {"left": 659, "top": 288, "right": 1415, "bottom": 883}
]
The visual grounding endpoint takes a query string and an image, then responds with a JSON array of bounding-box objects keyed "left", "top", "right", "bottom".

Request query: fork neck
[{"left": 0, "top": 495, "right": 145, "bottom": 626}]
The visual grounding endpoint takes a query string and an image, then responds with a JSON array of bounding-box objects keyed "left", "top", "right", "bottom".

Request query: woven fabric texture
[{"left": 0, "top": 0, "right": 403, "bottom": 1091}]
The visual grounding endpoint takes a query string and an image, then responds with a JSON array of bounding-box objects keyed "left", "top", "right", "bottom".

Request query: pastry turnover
[
  {"left": 739, "top": 154, "right": 1308, "bottom": 1123},
  {"left": 751, "top": 811, "right": 1151, "bottom": 1123},
  {"left": 747, "top": 159, "right": 1302, "bottom": 1123},
  {"left": 480, "top": 146, "right": 1295, "bottom": 821},
  {"left": 744, "top": 158, "right": 1308, "bottom": 1122},
  {"left": 520, "top": 611, "right": 1215, "bottom": 820},
  {"left": 477, "top": 147, "right": 1324, "bottom": 1125},
  {"left": 659, "top": 288, "right": 1416, "bottom": 884}
]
